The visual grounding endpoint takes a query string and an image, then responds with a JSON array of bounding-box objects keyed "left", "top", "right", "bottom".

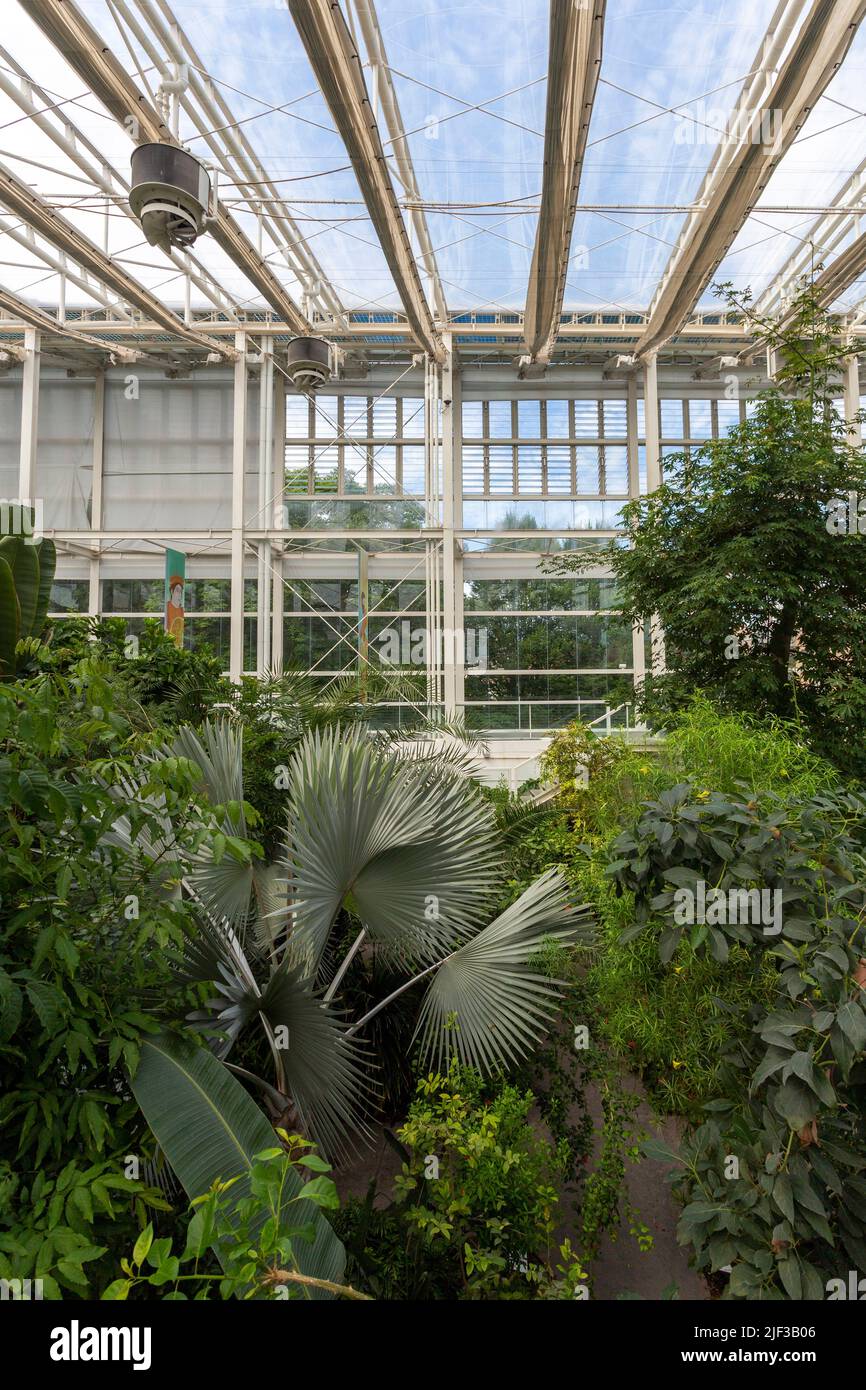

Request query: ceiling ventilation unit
[
  {"left": 129, "top": 144, "right": 212, "bottom": 255},
  {"left": 285, "top": 337, "right": 332, "bottom": 391}
]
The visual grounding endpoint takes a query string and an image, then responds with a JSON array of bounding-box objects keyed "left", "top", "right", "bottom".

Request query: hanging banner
[{"left": 165, "top": 549, "right": 186, "bottom": 648}]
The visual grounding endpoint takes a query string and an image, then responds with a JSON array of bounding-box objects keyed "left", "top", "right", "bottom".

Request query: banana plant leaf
[
  {"left": 33, "top": 537, "right": 56, "bottom": 638},
  {"left": 130, "top": 1032, "right": 347, "bottom": 1299},
  {"left": 0, "top": 538, "right": 39, "bottom": 639},
  {"left": 0, "top": 556, "right": 19, "bottom": 675}
]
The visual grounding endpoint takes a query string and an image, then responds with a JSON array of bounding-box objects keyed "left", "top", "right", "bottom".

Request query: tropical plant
[
  {"left": 543, "top": 280, "right": 866, "bottom": 775},
  {"left": 606, "top": 781, "right": 866, "bottom": 1298},
  {"left": 115, "top": 719, "right": 589, "bottom": 1161},
  {"left": 124, "top": 1034, "right": 349, "bottom": 1299},
  {"left": 338, "top": 1064, "right": 589, "bottom": 1300},
  {"left": 0, "top": 661, "right": 236, "bottom": 1297},
  {"left": 0, "top": 530, "right": 56, "bottom": 677}
]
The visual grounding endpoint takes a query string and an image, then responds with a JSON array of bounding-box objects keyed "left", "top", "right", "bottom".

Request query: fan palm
[{"left": 131, "top": 719, "right": 591, "bottom": 1157}]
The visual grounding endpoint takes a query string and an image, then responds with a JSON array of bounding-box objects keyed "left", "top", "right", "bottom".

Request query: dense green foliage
[
  {"left": 105, "top": 1138, "right": 361, "bottom": 1302},
  {"left": 545, "top": 285, "right": 866, "bottom": 776},
  {"left": 605, "top": 782, "right": 866, "bottom": 1298},
  {"left": 0, "top": 661, "right": 243, "bottom": 1296},
  {"left": 337, "top": 1065, "right": 588, "bottom": 1300}
]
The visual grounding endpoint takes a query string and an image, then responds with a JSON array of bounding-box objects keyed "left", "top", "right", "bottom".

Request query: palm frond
[
  {"left": 413, "top": 869, "right": 593, "bottom": 1074},
  {"left": 257, "top": 962, "right": 375, "bottom": 1158},
  {"left": 283, "top": 725, "right": 502, "bottom": 978},
  {"left": 173, "top": 719, "right": 247, "bottom": 832}
]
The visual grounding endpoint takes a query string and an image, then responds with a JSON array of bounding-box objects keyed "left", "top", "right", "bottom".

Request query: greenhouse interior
[{"left": 2, "top": 0, "right": 866, "bottom": 1342}]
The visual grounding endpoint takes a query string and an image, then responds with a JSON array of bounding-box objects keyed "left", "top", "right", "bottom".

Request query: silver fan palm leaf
[
  {"left": 413, "top": 869, "right": 593, "bottom": 1073},
  {"left": 283, "top": 724, "right": 502, "bottom": 978}
]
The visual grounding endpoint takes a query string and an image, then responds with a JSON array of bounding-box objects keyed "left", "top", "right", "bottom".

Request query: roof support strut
[
  {"left": 635, "top": 0, "right": 866, "bottom": 358},
  {"left": 23, "top": 0, "right": 313, "bottom": 335},
  {"left": 0, "top": 158, "right": 233, "bottom": 358},
  {"left": 522, "top": 0, "right": 606, "bottom": 367},
  {"left": 286, "top": 0, "right": 444, "bottom": 362}
]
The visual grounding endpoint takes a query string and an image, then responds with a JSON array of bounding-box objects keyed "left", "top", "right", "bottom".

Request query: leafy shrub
[
  {"left": 0, "top": 662, "right": 248, "bottom": 1296},
  {"left": 606, "top": 781, "right": 866, "bottom": 1298},
  {"left": 43, "top": 617, "right": 224, "bottom": 725},
  {"left": 104, "top": 1136, "right": 365, "bottom": 1302},
  {"left": 661, "top": 696, "right": 839, "bottom": 801},
  {"left": 339, "top": 1065, "right": 587, "bottom": 1300}
]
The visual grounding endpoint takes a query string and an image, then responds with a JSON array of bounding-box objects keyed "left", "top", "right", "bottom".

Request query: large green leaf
[
  {"left": 413, "top": 868, "right": 591, "bottom": 1073},
  {"left": 131, "top": 1032, "right": 346, "bottom": 1298},
  {"left": 0, "top": 536, "right": 38, "bottom": 639},
  {"left": 284, "top": 725, "right": 502, "bottom": 976},
  {"left": 33, "top": 536, "right": 56, "bottom": 638},
  {"left": 0, "top": 556, "right": 19, "bottom": 675}
]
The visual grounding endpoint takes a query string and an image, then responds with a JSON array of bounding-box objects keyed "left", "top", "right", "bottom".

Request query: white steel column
[
  {"left": 844, "top": 355, "right": 862, "bottom": 447},
  {"left": 19, "top": 327, "right": 40, "bottom": 501},
  {"left": 230, "top": 331, "right": 247, "bottom": 682},
  {"left": 271, "top": 367, "right": 286, "bottom": 672},
  {"left": 642, "top": 351, "right": 666, "bottom": 674},
  {"left": 643, "top": 350, "right": 660, "bottom": 489},
  {"left": 256, "top": 336, "right": 274, "bottom": 674},
  {"left": 441, "top": 339, "right": 458, "bottom": 718},
  {"left": 626, "top": 371, "right": 645, "bottom": 690},
  {"left": 424, "top": 355, "right": 443, "bottom": 712},
  {"left": 88, "top": 370, "right": 105, "bottom": 616}
]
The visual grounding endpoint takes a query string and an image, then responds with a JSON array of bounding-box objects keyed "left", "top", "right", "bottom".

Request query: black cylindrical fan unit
[
  {"left": 285, "top": 337, "right": 331, "bottom": 391},
  {"left": 129, "top": 144, "right": 210, "bottom": 254}
]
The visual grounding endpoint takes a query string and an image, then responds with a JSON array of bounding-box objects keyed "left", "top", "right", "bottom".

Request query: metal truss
[
  {"left": 635, "top": 0, "right": 866, "bottom": 358},
  {"left": 346, "top": 0, "right": 447, "bottom": 323},
  {"left": 0, "top": 43, "right": 239, "bottom": 322},
  {"left": 24, "top": 0, "right": 313, "bottom": 334},
  {"left": 522, "top": 0, "right": 606, "bottom": 368},
  {"left": 287, "top": 0, "right": 444, "bottom": 362},
  {"left": 0, "top": 158, "right": 234, "bottom": 358},
  {"left": 120, "top": 0, "right": 348, "bottom": 328}
]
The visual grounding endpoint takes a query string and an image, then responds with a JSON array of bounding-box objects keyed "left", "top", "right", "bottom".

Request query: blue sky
[{"left": 3, "top": 0, "right": 866, "bottom": 318}]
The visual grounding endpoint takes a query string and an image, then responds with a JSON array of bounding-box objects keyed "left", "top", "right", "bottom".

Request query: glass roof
[{"left": 1, "top": 0, "right": 865, "bottom": 326}]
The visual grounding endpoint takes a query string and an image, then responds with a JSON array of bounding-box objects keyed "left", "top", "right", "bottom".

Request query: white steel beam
[
  {"left": 88, "top": 369, "right": 104, "bottom": 615},
  {"left": 441, "top": 340, "right": 458, "bottom": 716},
  {"left": 23, "top": 0, "right": 313, "bottom": 335},
  {"left": 0, "top": 158, "right": 234, "bottom": 357},
  {"left": 18, "top": 326, "right": 39, "bottom": 501},
  {"left": 844, "top": 354, "right": 862, "bottom": 446},
  {"left": 286, "top": 0, "right": 444, "bottom": 362},
  {"left": 806, "top": 231, "right": 866, "bottom": 309},
  {"left": 230, "top": 330, "right": 247, "bottom": 682},
  {"left": 0, "top": 281, "right": 141, "bottom": 359},
  {"left": 0, "top": 44, "right": 238, "bottom": 321},
  {"left": 755, "top": 159, "right": 866, "bottom": 316},
  {"left": 636, "top": 0, "right": 866, "bottom": 358},
  {"left": 0, "top": 213, "right": 133, "bottom": 321},
  {"left": 125, "top": 0, "right": 347, "bottom": 328},
  {"left": 523, "top": 0, "right": 605, "bottom": 365},
  {"left": 349, "top": 0, "right": 447, "bottom": 323}
]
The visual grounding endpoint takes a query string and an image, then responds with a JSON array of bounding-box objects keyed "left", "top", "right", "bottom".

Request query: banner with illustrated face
[{"left": 165, "top": 549, "right": 186, "bottom": 649}]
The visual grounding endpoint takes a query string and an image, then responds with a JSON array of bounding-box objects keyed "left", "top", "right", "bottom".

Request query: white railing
[{"left": 505, "top": 702, "right": 650, "bottom": 793}]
